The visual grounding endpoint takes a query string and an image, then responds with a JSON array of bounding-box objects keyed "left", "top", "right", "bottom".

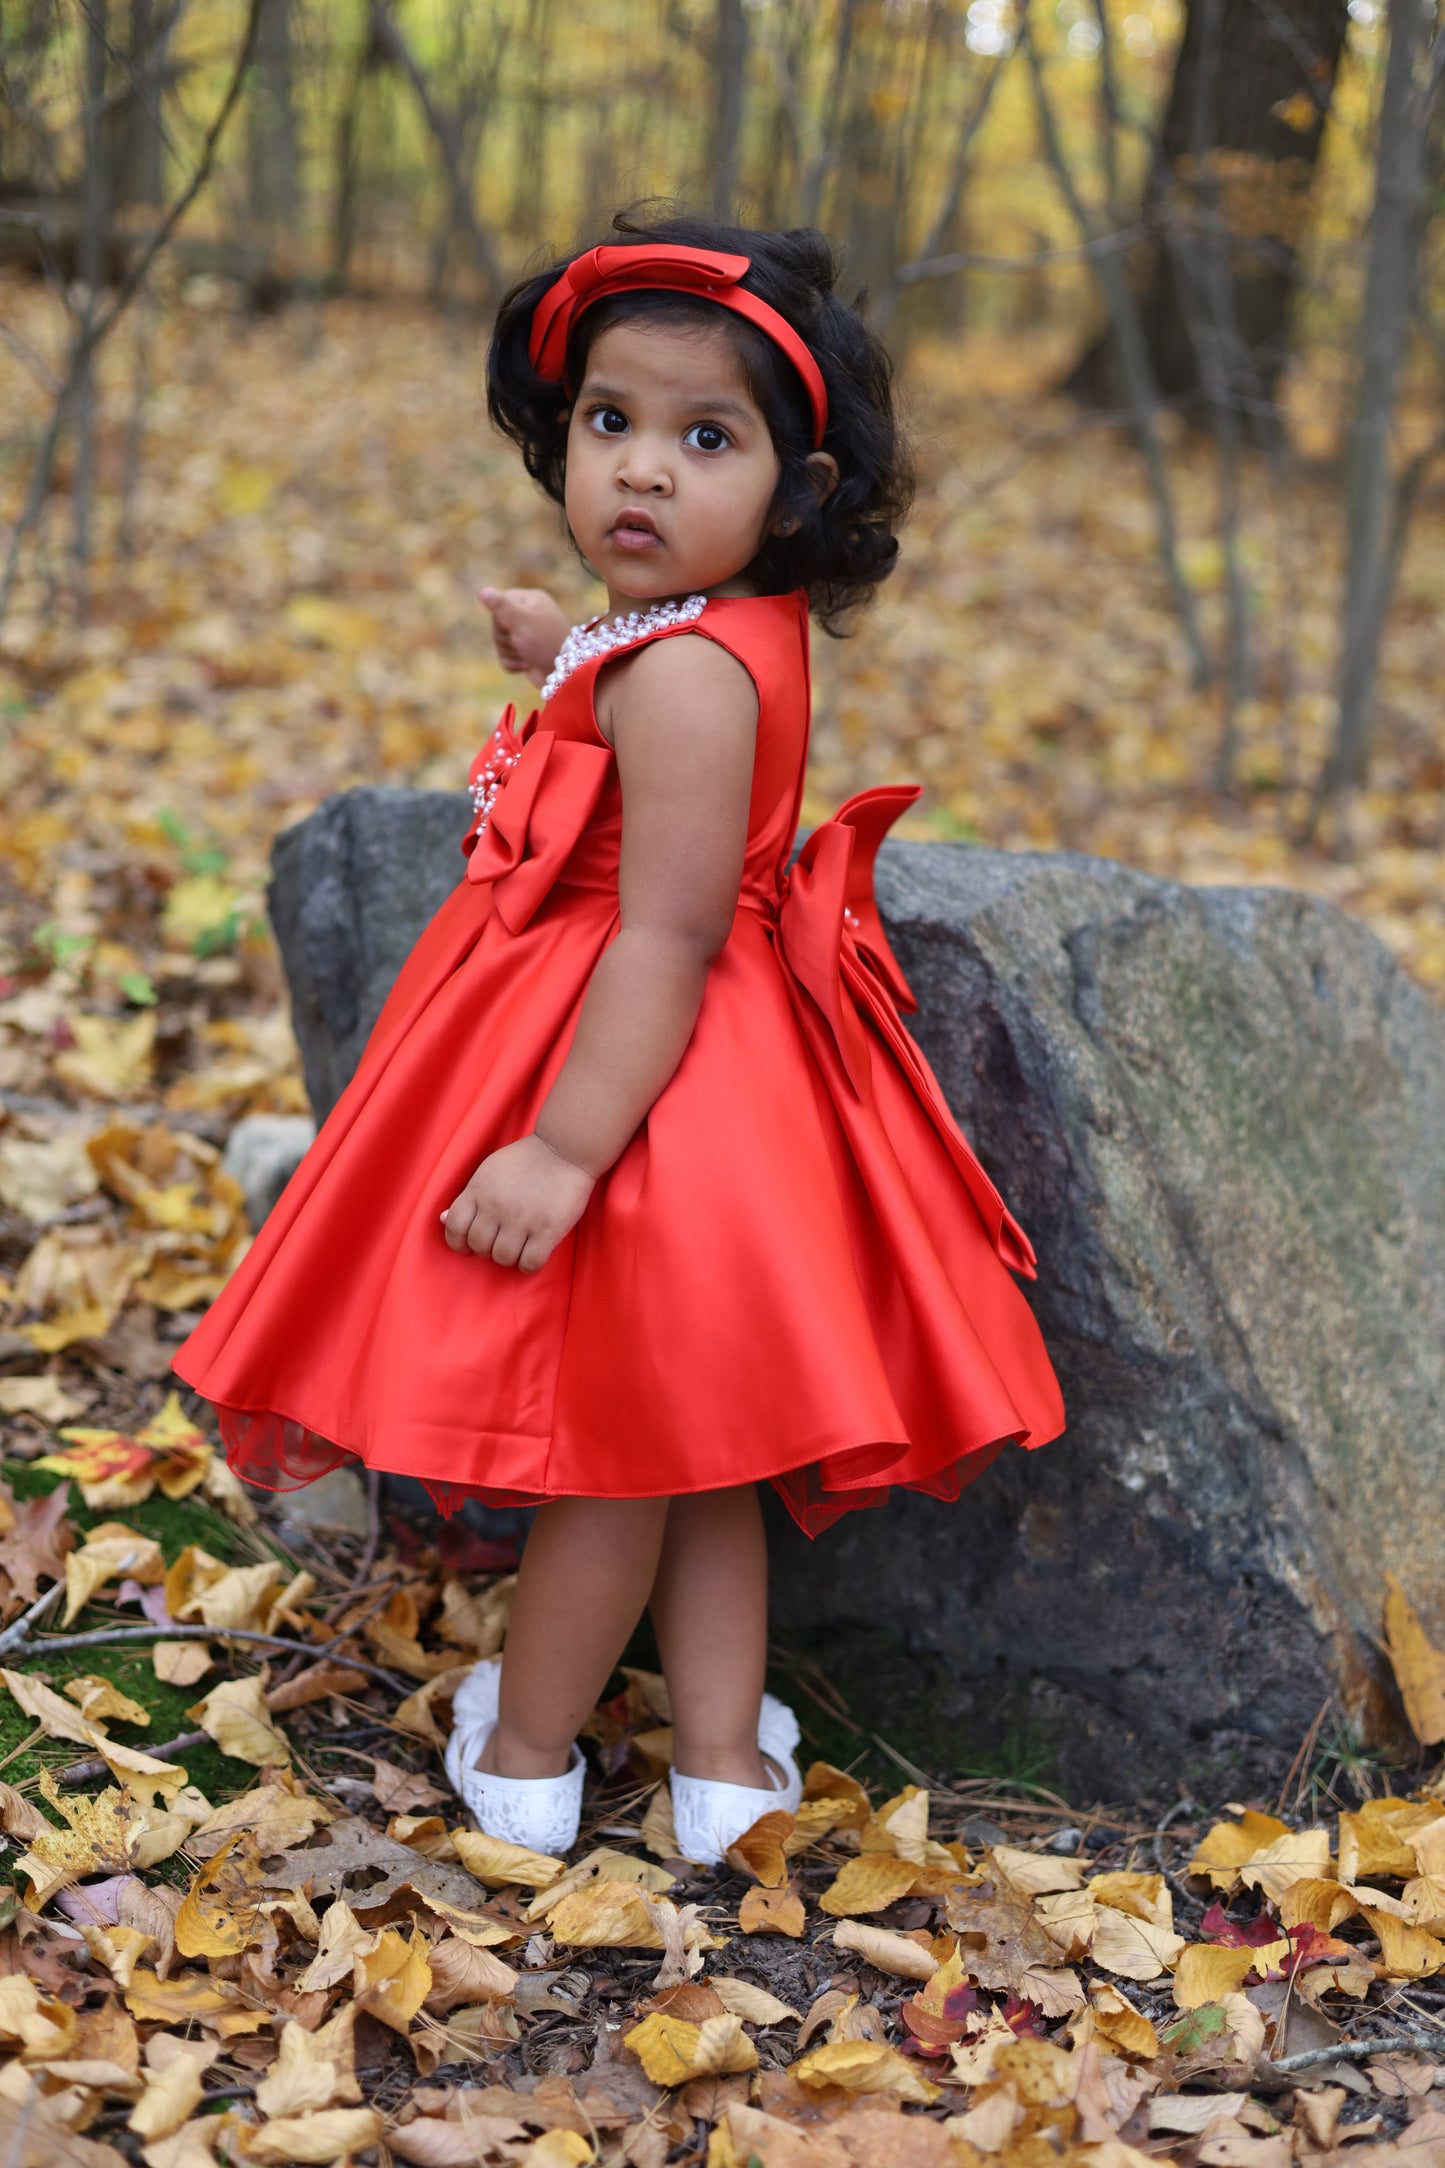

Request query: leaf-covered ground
[
  {"left": 1, "top": 1451, "right": 1445, "bottom": 2167},
  {"left": 2, "top": 275, "right": 1445, "bottom": 2163}
]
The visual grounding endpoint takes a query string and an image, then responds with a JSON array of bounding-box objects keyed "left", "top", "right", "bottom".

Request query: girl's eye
[
  {"left": 587, "top": 408, "right": 629, "bottom": 436},
  {"left": 684, "top": 422, "right": 731, "bottom": 453}
]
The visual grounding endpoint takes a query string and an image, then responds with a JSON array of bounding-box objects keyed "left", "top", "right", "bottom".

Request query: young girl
[{"left": 174, "top": 213, "right": 1064, "bottom": 1864}]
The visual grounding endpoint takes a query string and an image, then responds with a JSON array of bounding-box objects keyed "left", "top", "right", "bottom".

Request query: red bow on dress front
[{"left": 463, "top": 709, "right": 612, "bottom": 934}]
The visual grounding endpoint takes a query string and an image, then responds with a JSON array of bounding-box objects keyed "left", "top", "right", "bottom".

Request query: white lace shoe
[
  {"left": 669, "top": 1693, "right": 804, "bottom": 1866},
  {"left": 442, "top": 1657, "right": 585, "bottom": 1855}
]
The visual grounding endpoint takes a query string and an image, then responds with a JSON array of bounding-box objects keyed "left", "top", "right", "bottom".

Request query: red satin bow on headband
[{"left": 527, "top": 243, "right": 829, "bottom": 450}]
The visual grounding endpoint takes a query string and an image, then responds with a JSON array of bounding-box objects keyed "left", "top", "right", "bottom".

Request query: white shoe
[
  {"left": 443, "top": 1657, "right": 585, "bottom": 1855},
  {"left": 669, "top": 1694, "right": 804, "bottom": 1866}
]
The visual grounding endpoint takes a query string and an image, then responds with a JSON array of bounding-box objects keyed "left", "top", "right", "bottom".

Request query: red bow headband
[{"left": 527, "top": 243, "right": 829, "bottom": 450}]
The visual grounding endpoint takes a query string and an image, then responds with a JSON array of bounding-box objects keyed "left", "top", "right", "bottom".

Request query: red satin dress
[{"left": 174, "top": 591, "right": 1064, "bottom": 1534}]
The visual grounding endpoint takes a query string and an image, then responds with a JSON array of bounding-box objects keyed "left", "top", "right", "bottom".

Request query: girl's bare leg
[
  {"left": 649, "top": 1484, "right": 770, "bottom": 1788},
  {"left": 484, "top": 1496, "right": 669, "bottom": 1778}
]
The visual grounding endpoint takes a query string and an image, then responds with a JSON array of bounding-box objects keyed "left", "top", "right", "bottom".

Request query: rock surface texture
[{"left": 269, "top": 790, "right": 1445, "bottom": 1796}]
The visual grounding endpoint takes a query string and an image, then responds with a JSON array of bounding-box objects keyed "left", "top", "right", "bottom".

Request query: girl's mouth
[{"left": 610, "top": 511, "right": 663, "bottom": 551}]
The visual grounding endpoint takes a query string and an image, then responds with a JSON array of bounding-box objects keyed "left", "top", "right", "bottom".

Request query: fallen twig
[
  {"left": 13, "top": 1618, "right": 410, "bottom": 1694},
  {"left": 0, "top": 1584, "right": 63, "bottom": 1657},
  {"left": 1263, "top": 2033, "right": 1445, "bottom": 2074},
  {"left": 56, "top": 1659, "right": 371, "bottom": 1783}
]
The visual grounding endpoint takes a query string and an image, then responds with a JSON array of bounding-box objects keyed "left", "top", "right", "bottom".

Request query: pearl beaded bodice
[
  {"left": 469, "top": 593, "right": 709, "bottom": 840},
  {"left": 538, "top": 592, "right": 708, "bottom": 705}
]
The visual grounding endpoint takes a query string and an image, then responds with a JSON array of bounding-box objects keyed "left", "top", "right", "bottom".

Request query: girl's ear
[{"left": 803, "top": 452, "right": 840, "bottom": 505}]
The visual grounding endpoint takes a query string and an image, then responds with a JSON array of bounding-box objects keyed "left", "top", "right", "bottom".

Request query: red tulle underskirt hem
[{"left": 215, "top": 1404, "right": 1012, "bottom": 1540}]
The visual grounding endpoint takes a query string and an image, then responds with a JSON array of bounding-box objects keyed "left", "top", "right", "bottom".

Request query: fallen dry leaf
[
  {"left": 831, "top": 1917, "right": 940, "bottom": 1980},
  {"left": 625, "top": 2010, "right": 757, "bottom": 2085},
  {"left": 739, "top": 1879, "right": 806, "bottom": 1937},
  {"left": 1385, "top": 1573, "right": 1445, "bottom": 1747}
]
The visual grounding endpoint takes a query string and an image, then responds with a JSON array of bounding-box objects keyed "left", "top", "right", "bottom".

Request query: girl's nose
[{"left": 616, "top": 445, "right": 672, "bottom": 494}]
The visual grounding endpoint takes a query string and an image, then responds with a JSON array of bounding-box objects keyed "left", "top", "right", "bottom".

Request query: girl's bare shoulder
[{"left": 595, "top": 628, "right": 758, "bottom": 748}]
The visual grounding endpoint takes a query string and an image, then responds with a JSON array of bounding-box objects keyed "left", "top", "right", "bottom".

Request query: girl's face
[{"left": 562, "top": 317, "right": 791, "bottom": 611}]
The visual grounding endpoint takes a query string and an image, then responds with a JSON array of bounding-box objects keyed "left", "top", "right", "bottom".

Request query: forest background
[{"left": 0, "top": 0, "right": 1442, "bottom": 1419}]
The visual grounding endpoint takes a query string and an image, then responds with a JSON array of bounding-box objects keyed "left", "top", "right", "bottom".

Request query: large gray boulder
[{"left": 269, "top": 790, "right": 1445, "bottom": 1798}]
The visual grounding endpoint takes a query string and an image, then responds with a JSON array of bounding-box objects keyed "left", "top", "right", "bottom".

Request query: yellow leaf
[
  {"left": 0, "top": 1128, "right": 99, "bottom": 1221},
  {"left": 80, "top": 1921, "right": 152, "bottom": 1989},
  {"left": 817, "top": 1854, "right": 919, "bottom": 1916},
  {"left": 54, "top": 1010, "right": 157, "bottom": 1099},
  {"left": 1338, "top": 1799, "right": 1444, "bottom": 1883},
  {"left": 1360, "top": 1905, "right": 1445, "bottom": 1979},
  {"left": 0, "top": 1974, "right": 78, "bottom": 2059},
  {"left": 1, "top": 1665, "right": 99, "bottom": 1746},
  {"left": 989, "top": 1844, "right": 1086, "bottom": 1896},
  {"left": 739, "top": 1880, "right": 806, "bottom": 1937},
  {"left": 789, "top": 2037, "right": 939, "bottom": 2105},
  {"left": 449, "top": 1826, "right": 564, "bottom": 1889},
  {"left": 130, "top": 2040, "right": 216, "bottom": 2142},
  {"left": 1279, "top": 1877, "right": 1361, "bottom": 1932},
  {"left": 545, "top": 1879, "right": 669, "bottom": 1950},
  {"left": 176, "top": 1836, "right": 265, "bottom": 1959},
  {"left": 725, "top": 1809, "right": 793, "bottom": 1886},
  {"left": 240, "top": 2109, "right": 384, "bottom": 2164},
  {"left": 253, "top": 2021, "right": 343, "bottom": 2118},
  {"left": 1087, "top": 1870, "right": 1173, "bottom": 1928},
  {"left": 708, "top": 1978, "right": 799, "bottom": 2026},
  {"left": 353, "top": 1926, "right": 432, "bottom": 2033},
  {"left": 1092, "top": 1906, "right": 1187, "bottom": 1983},
  {"left": 188, "top": 1675, "right": 290, "bottom": 1765},
  {"left": 1173, "top": 1941, "right": 1284, "bottom": 2008},
  {"left": 801, "top": 1760, "right": 871, "bottom": 1829},
  {"left": 626, "top": 2011, "right": 758, "bottom": 2085},
  {"left": 1237, "top": 1827, "right": 1332, "bottom": 1904},
  {"left": 154, "top": 1640, "right": 214, "bottom": 1687},
  {"left": 162, "top": 875, "right": 242, "bottom": 953},
  {"left": 177, "top": 1557, "right": 283, "bottom": 1632},
  {"left": 1089, "top": 1981, "right": 1159, "bottom": 2059},
  {"left": 831, "top": 1918, "right": 939, "bottom": 1980},
  {"left": 523, "top": 1844, "right": 674, "bottom": 1920},
  {"left": 124, "top": 1969, "right": 252, "bottom": 2024},
  {"left": 59, "top": 1521, "right": 165, "bottom": 1622},
  {"left": 283, "top": 594, "right": 377, "bottom": 651},
  {"left": 22, "top": 1300, "right": 119, "bottom": 1352},
  {"left": 0, "top": 1374, "right": 85, "bottom": 1422},
  {"left": 1190, "top": 1810, "right": 1291, "bottom": 1888},
  {"left": 66, "top": 1674, "right": 151, "bottom": 1728}
]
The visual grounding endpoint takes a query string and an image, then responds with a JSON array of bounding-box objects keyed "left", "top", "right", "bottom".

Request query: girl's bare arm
[{"left": 442, "top": 633, "right": 757, "bottom": 1270}]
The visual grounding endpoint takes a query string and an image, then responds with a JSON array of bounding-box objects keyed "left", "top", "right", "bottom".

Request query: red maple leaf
[
  {"left": 1285, "top": 1921, "right": 1352, "bottom": 1974},
  {"left": 1002, "top": 1993, "right": 1047, "bottom": 2037},
  {"left": 1200, "top": 1901, "right": 1281, "bottom": 1947}
]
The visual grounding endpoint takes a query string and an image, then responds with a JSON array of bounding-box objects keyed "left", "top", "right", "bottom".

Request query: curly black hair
[{"left": 486, "top": 207, "right": 914, "bottom": 634}]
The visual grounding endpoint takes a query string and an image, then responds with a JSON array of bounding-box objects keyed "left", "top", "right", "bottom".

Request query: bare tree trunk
[
  {"left": 801, "top": 0, "right": 859, "bottom": 229},
  {"left": 710, "top": 0, "right": 748, "bottom": 219},
  {"left": 1314, "top": 5, "right": 1443, "bottom": 813},
  {"left": 369, "top": 0, "right": 501, "bottom": 300},
  {"left": 72, "top": 0, "right": 111, "bottom": 610},
  {"left": 1071, "top": 0, "right": 1350, "bottom": 416},
  {"left": 1026, "top": 18, "right": 1213, "bottom": 687},
  {"left": 249, "top": 0, "right": 299, "bottom": 232}
]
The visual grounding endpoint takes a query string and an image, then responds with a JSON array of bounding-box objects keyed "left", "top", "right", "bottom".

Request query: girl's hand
[
  {"left": 479, "top": 586, "right": 571, "bottom": 687},
  {"left": 440, "top": 1133, "right": 595, "bottom": 1273}
]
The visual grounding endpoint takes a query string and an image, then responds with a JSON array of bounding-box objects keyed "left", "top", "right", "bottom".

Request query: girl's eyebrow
[{"left": 579, "top": 380, "right": 757, "bottom": 425}]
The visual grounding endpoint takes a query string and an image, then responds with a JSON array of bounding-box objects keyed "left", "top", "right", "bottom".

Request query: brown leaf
[
  {"left": 239, "top": 2109, "right": 384, "bottom": 2164},
  {"left": 739, "top": 1879, "right": 806, "bottom": 1937},
  {"left": 0, "top": 1480, "right": 73, "bottom": 1603},
  {"left": 817, "top": 1854, "right": 918, "bottom": 1917},
  {"left": 371, "top": 1756, "right": 447, "bottom": 1812},
  {"left": 625, "top": 2010, "right": 758, "bottom": 2085},
  {"left": 726, "top": 1808, "right": 794, "bottom": 1887},
  {"left": 1385, "top": 1574, "right": 1445, "bottom": 1746},
  {"left": 831, "top": 1917, "right": 938, "bottom": 1980},
  {"left": 422, "top": 1934, "right": 518, "bottom": 2013}
]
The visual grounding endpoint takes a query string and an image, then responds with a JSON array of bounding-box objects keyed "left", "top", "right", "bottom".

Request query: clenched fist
[
  {"left": 440, "top": 1132, "right": 596, "bottom": 1273},
  {"left": 478, "top": 586, "right": 571, "bottom": 688}
]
